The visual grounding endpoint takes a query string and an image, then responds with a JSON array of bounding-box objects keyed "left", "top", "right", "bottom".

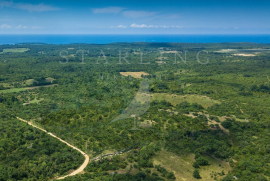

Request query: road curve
[{"left": 16, "top": 117, "right": 89, "bottom": 180}]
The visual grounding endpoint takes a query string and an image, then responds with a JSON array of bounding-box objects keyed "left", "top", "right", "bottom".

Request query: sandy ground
[
  {"left": 120, "top": 72, "right": 149, "bottom": 78},
  {"left": 232, "top": 53, "right": 255, "bottom": 57},
  {"left": 16, "top": 117, "right": 89, "bottom": 180}
]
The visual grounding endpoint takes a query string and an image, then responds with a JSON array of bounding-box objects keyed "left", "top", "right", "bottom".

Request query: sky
[{"left": 0, "top": 0, "right": 270, "bottom": 34}]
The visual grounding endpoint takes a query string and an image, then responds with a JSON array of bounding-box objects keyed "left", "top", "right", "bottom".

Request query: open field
[
  {"left": 151, "top": 93, "right": 220, "bottom": 108},
  {"left": 153, "top": 149, "right": 231, "bottom": 181},
  {"left": 232, "top": 53, "right": 256, "bottom": 56},
  {"left": 23, "top": 98, "right": 44, "bottom": 105},
  {"left": 0, "top": 84, "right": 58, "bottom": 93},
  {"left": 0, "top": 88, "right": 26, "bottom": 93},
  {"left": 25, "top": 79, "right": 35, "bottom": 85},
  {"left": 45, "top": 77, "right": 55, "bottom": 83},
  {"left": 2, "top": 48, "right": 29, "bottom": 53},
  {"left": 214, "top": 48, "right": 270, "bottom": 53},
  {"left": 120, "top": 72, "right": 149, "bottom": 78}
]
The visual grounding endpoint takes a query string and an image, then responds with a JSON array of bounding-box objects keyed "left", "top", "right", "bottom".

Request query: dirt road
[{"left": 16, "top": 117, "right": 89, "bottom": 180}]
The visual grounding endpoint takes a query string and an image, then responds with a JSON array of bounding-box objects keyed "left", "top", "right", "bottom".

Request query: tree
[
  {"left": 221, "top": 120, "right": 232, "bottom": 129},
  {"left": 196, "top": 157, "right": 209, "bottom": 166},
  {"left": 192, "top": 162, "right": 200, "bottom": 168},
  {"left": 193, "top": 169, "right": 201, "bottom": 179}
]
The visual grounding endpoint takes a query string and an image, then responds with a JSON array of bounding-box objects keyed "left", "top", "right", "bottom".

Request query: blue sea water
[{"left": 0, "top": 34, "right": 270, "bottom": 45}]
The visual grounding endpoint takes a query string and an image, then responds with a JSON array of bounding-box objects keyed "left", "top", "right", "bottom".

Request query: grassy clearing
[
  {"left": 153, "top": 149, "right": 231, "bottom": 181},
  {"left": 45, "top": 77, "right": 55, "bottom": 83},
  {"left": 25, "top": 79, "right": 35, "bottom": 85},
  {"left": 151, "top": 93, "right": 220, "bottom": 108},
  {"left": 24, "top": 77, "right": 55, "bottom": 86},
  {"left": 0, "top": 84, "right": 57, "bottom": 93},
  {"left": 23, "top": 99, "right": 43, "bottom": 105},
  {"left": 0, "top": 88, "right": 26, "bottom": 93},
  {"left": 3, "top": 48, "right": 29, "bottom": 53},
  {"left": 30, "top": 99, "right": 43, "bottom": 104},
  {"left": 120, "top": 72, "right": 149, "bottom": 78},
  {"left": 232, "top": 53, "right": 256, "bottom": 57}
]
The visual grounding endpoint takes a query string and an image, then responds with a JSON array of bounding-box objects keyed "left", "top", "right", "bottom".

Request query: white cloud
[
  {"left": 15, "top": 25, "right": 27, "bottom": 29},
  {"left": 122, "top": 11, "right": 156, "bottom": 18},
  {"left": 130, "top": 23, "right": 182, "bottom": 28},
  {"left": 109, "top": 25, "right": 128, "bottom": 28},
  {"left": 92, "top": 7, "right": 124, "bottom": 14},
  {"left": 116, "top": 25, "right": 127, "bottom": 28},
  {"left": 0, "top": 1, "right": 60, "bottom": 12},
  {"left": 0, "top": 24, "right": 11, "bottom": 28},
  {"left": 130, "top": 23, "right": 148, "bottom": 28}
]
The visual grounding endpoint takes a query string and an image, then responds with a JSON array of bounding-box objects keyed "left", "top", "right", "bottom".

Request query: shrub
[{"left": 193, "top": 169, "right": 201, "bottom": 179}]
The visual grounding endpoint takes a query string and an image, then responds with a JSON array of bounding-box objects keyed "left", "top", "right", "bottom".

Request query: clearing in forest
[
  {"left": 0, "top": 84, "right": 57, "bottom": 93},
  {"left": 232, "top": 53, "right": 256, "bottom": 56},
  {"left": 0, "top": 88, "right": 26, "bottom": 93},
  {"left": 120, "top": 72, "right": 149, "bottom": 78},
  {"left": 153, "top": 149, "right": 231, "bottom": 181},
  {"left": 151, "top": 93, "right": 220, "bottom": 108},
  {"left": 2, "top": 48, "right": 29, "bottom": 53}
]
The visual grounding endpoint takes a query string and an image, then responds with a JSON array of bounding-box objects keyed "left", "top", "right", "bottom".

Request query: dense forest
[{"left": 0, "top": 42, "right": 270, "bottom": 180}]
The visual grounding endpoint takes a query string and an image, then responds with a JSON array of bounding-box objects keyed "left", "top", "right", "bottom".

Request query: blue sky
[{"left": 0, "top": 0, "right": 269, "bottom": 34}]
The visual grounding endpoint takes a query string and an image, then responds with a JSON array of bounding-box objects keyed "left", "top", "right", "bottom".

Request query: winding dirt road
[{"left": 16, "top": 117, "right": 89, "bottom": 180}]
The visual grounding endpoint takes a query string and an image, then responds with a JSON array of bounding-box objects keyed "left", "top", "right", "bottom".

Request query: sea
[{"left": 0, "top": 34, "right": 270, "bottom": 45}]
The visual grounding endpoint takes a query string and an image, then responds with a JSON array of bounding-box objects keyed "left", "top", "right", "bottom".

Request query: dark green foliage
[
  {"left": 221, "top": 119, "right": 232, "bottom": 129},
  {"left": 155, "top": 165, "right": 175, "bottom": 179},
  {"left": 195, "top": 157, "right": 209, "bottom": 166},
  {"left": 176, "top": 101, "right": 204, "bottom": 113},
  {"left": 221, "top": 174, "right": 233, "bottom": 181},
  {"left": 192, "top": 162, "right": 200, "bottom": 168},
  {"left": 193, "top": 169, "right": 201, "bottom": 179},
  {"left": 0, "top": 118, "right": 84, "bottom": 181},
  {"left": 165, "top": 129, "right": 232, "bottom": 159}
]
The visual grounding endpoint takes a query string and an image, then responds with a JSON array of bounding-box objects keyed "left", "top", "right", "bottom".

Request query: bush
[
  {"left": 221, "top": 174, "right": 233, "bottom": 181},
  {"left": 221, "top": 120, "right": 232, "bottom": 129},
  {"left": 193, "top": 169, "right": 201, "bottom": 179},
  {"left": 145, "top": 168, "right": 151, "bottom": 174},
  {"left": 192, "top": 162, "right": 200, "bottom": 168},
  {"left": 165, "top": 172, "right": 176, "bottom": 180},
  {"left": 196, "top": 157, "right": 209, "bottom": 166}
]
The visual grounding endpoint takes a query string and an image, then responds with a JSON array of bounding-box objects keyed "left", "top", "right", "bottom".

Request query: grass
[
  {"left": 0, "top": 88, "right": 26, "bottom": 93},
  {"left": 151, "top": 93, "right": 220, "bottom": 108},
  {"left": 0, "top": 84, "right": 57, "bottom": 94},
  {"left": 25, "top": 79, "right": 35, "bottom": 85},
  {"left": 2, "top": 48, "right": 29, "bottom": 53},
  {"left": 45, "top": 77, "right": 55, "bottom": 83},
  {"left": 30, "top": 99, "right": 43, "bottom": 104},
  {"left": 153, "top": 149, "right": 231, "bottom": 181}
]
